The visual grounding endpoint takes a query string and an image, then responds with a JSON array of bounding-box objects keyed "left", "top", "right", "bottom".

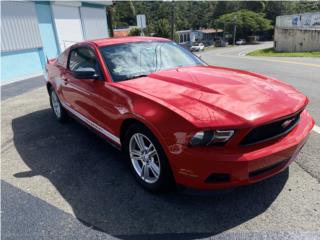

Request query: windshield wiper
[
  {"left": 131, "top": 74, "right": 148, "bottom": 79},
  {"left": 122, "top": 74, "right": 148, "bottom": 81}
]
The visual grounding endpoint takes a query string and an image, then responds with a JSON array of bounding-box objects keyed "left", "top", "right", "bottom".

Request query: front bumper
[{"left": 170, "top": 110, "right": 314, "bottom": 189}]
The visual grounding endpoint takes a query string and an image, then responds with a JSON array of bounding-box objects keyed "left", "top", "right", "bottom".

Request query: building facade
[
  {"left": 176, "top": 29, "right": 223, "bottom": 47},
  {"left": 1, "top": 1, "right": 110, "bottom": 85},
  {"left": 274, "top": 12, "right": 320, "bottom": 52}
]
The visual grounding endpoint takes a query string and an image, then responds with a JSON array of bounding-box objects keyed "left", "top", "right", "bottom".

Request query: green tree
[
  {"left": 111, "top": 1, "right": 136, "bottom": 28},
  {"left": 216, "top": 10, "right": 272, "bottom": 39},
  {"left": 153, "top": 19, "right": 171, "bottom": 38},
  {"left": 264, "top": 1, "right": 320, "bottom": 24},
  {"left": 128, "top": 27, "right": 141, "bottom": 36},
  {"left": 295, "top": 1, "right": 320, "bottom": 12},
  {"left": 241, "top": 1, "right": 266, "bottom": 13},
  {"left": 110, "top": 1, "right": 320, "bottom": 34},
  {"left": 264, "top": 1, "right": 296, "bottom": 24}
]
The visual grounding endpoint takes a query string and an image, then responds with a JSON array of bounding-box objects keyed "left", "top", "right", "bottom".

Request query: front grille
[{"left": 241, "top": 112, "right": 300, "bottom": 146}]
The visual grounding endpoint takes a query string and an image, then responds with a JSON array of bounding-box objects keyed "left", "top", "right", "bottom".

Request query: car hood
[{"left": 119, "top": 66, "right": 308, "bottom": 128}]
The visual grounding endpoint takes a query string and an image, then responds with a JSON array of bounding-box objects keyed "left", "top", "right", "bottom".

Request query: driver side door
[{"left": 62, "top": 46, "right": 106, "bottom": 127}]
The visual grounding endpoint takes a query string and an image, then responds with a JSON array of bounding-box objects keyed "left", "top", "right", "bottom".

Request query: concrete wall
[
  {"left": 1, "top": 1, "right": 56, "bottom": 85},
  {"left": 274, "top": 27, "right": 320, "bottom": 52},
  {"left": 1, "top": 49, "right": 44, "bottom": 84},
  {"left": 276, "top": 12, "right": 320, "bottom": 29},
  {"left": 1, "top": 1, "right": 110, "bottom": 85},
  {"left": 35, "top": 2, "right": 60, "bottom": 58}
]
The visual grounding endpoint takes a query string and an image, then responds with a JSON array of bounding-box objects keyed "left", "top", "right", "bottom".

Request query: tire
[
  {"left": 124, "top": 123, "right": 175, "bottom": 192},
  {"left": 49, "top": 87, "right": 68, "bottom": 123}
]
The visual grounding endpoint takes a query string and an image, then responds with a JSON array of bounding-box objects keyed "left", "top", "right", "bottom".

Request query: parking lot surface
[{"left": 2, "top": 43, "right": 320, "bottom": 239}]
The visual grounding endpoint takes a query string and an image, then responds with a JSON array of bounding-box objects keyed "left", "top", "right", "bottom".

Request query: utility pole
[
  {"left": 233, "top": 16, "right": 237, "bottom": 45},
  {"left": 107, "top": 6, "right": 114, "bottom": 37},
  {"left": 223, "top": 22, "right": 226, "bottom": 41},
  {"left": 171, "top": 0, "right": 175, "bottom": 40}
]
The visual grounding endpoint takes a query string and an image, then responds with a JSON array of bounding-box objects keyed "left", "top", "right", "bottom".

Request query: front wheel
[
  {"left": 124, "top": 124, "right": 175, "bottom": 192},
  {"left": 49, "top": 88, "right": 68, "bottom": 123}
]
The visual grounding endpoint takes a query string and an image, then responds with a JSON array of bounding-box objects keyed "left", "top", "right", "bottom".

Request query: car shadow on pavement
[{"left": 12, "top": 109, "right": 289, "bottom": 240}]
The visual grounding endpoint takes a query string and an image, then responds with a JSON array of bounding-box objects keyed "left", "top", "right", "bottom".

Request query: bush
[{"left": 128, "top": 28, "right": 141, "bottom": 36}]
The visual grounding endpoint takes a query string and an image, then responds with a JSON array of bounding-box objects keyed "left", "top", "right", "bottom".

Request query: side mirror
[{"left": 73, "top": 67, "right": 99, "bottom": 79}]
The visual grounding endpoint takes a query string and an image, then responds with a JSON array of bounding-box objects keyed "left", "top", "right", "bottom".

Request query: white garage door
[
  {"left": 80, "top": 7, "right": 109, "bottom": 40},
  {"left": 52, "top": 5, "right": 84, "bottom": 51},
  {"left": 1, "top": 1, "right": 42, "bottom": 52}
]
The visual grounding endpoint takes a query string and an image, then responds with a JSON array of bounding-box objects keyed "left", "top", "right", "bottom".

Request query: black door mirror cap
[{"left": 73, "top": 67, "right": 99, "bottom": 79}]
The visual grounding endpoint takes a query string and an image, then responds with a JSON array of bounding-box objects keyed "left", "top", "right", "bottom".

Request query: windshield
[{"left": 100, "top": 41, "right": 205, "bottom": 82}]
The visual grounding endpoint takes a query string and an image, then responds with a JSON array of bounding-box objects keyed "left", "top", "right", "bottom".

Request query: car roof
[{"left": 89, "top": 36, "right": 171, "bottom": 47}]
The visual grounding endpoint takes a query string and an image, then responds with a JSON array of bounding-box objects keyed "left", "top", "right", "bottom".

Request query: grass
[{"left": 247, "top": 47, "right": 320, "bottom": 57}]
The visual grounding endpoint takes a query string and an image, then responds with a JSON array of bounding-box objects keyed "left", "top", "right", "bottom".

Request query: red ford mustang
[{"left": 46, "top": 36, "right": 314, "bottom": 192}]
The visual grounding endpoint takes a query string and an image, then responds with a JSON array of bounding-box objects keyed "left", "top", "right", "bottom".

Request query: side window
[
  {"left": 57, "top": 50, "right": 68, "bottom": 68},
  {"left": 57, "top": 53, "right": 64, "bottom": 65},
  {"left": 68, "top": 47, "right": 102, "bottom": 78}
]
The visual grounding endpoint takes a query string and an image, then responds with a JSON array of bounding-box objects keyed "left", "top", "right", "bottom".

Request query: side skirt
[{"left": 60, "top": 102, "right": 122, "bottom": 150}]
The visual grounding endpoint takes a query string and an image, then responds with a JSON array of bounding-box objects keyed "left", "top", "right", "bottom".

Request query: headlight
[{"left": 189, "top": 130, "right": 234, "bottom": 146}]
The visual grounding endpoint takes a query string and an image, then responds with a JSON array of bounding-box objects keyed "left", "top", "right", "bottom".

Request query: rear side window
[{"left": 56, "top": 50, "right": 69, "bottom": 67}]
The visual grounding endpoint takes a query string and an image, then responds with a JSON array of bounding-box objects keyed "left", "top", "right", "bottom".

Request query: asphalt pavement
[
  {"left": 1, "top": 75, "right": 44, "bottom": 101},
  {"left": 1, "top": 43, "right": 320, "bottom": 239}
]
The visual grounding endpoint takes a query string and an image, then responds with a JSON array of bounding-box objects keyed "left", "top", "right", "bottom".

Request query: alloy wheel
[
  {"left": 129, "top": 133, "right": 161, "bottom": 184},
  {"left": 51, "top": 90, "right": 61, "bottom": 119}
]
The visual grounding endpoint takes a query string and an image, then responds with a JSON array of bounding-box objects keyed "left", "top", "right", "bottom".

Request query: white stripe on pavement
[
  {"left": 313, "top": 125, "right": 320, "bottom": 134},
  {"left": 212, "top": 51, "right": 320, "bottom": 68},
  {"left": 238, "top": 50, "right": 248, "bottom": 56}
]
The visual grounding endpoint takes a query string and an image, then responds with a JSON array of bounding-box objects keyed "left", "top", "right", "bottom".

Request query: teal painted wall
[
  {"left": 35, "top": 2, "right": 60, "bottom": 58},
  {"left": 81, "top": 2, "right": 106, "bottom": 8},
  {"left": 1, "top": 1, "right": 108, "bottom": 84},
  {"left": 1, "top": 49, "right": 44, "bottom": 84},
  {"left": 1, "top": 2, "right": 59, "bottom": 84}
]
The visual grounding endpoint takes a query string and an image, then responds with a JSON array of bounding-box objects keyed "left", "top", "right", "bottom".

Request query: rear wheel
[
  {"left": 49, "top": 88, "right": 68, "bottom": 123},
  {"left": 124, "top": 123, "right": 174, "bottom": 192}
]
